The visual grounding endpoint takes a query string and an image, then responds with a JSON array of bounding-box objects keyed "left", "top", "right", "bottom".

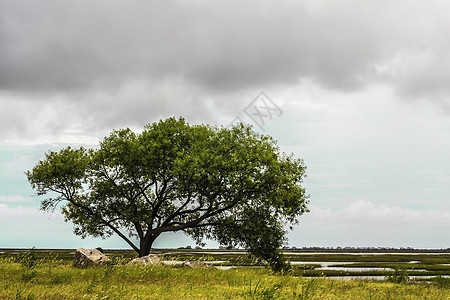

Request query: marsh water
[
  {"left": 187, "top": 251, "right": 450, "bottom": 281},
  {"left": 1, "top": 248, "right": 449, "bottom": 281}
]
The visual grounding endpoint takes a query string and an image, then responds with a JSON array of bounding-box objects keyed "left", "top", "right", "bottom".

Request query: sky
[{"left": 1, "top": 0, "right": 449, "bottom": 250}]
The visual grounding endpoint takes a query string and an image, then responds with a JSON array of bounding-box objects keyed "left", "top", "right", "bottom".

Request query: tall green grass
[{"left": 1, "top": 256, "right": 449, "bottom": 300}]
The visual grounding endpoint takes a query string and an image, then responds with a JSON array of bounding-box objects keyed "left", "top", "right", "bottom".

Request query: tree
[{"left": 26, "top": 117, "right": 309, "bottom": 271}]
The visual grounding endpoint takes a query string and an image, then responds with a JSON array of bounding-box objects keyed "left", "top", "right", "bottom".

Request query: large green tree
[{"left": 27, "top": 117, "right": 308, "bottom": 270}]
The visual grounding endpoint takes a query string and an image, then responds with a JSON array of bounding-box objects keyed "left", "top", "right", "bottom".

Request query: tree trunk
[{"left": 138, "top": 234, "right": 159, "bottom": 257}]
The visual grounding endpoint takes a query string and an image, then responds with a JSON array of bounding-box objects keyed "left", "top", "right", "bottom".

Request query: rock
[
  {"left": 180, "top": 260, "right": 213, "bottom": 269},
  {"left": 73, "top": 248, "right": 111, "bottom": 268},
  {"left": 127, "top": 254, "right": 162, "bottom": 266}
]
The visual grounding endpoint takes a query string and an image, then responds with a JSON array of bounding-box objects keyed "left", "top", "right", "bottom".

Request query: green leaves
[
  {"left": 26, "top": 147, "right": 90, "bottom": 211},
  {"left": 27, "top": 117, "right": 309, "bottom": 267}
]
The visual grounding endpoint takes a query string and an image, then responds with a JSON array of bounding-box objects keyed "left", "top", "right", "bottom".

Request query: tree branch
[
  {"left": 68, "top": 198, "right": 140, "bottom": 253},
  {"left": 152, "top": 196, "right": 241, "bottom": 235}
]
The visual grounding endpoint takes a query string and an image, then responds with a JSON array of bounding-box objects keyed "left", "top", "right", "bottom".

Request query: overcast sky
[{"left": 1, "top": 0, "right": 449, "bottom": 249}]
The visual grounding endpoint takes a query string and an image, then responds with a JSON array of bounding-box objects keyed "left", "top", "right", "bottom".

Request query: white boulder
[{"left": 73, "top": 248, "right": 111, "bottom": 268}]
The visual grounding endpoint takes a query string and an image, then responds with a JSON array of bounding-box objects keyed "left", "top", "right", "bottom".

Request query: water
[
  {"left": 162, "top": 260, "right": 226, "bottom": 265},
  {"left": 283, "top": 252, "right": 448, "bottom": 256},
  {"left": 327, "top": 275, "right": 450, "bottom": 281},
  {"left": 162, "top": 261, "right": 184, "bottom": 266},
  {"left": 214, "top": 260, "right": 439, "bottom": 274},
  {"left": 290, "top": 261, "right": 354, "bottom": 267},
  {"left": 156, "top": 251, "right": 449, "bottom": 279},
  {"left": 316, "top": 267, "right": 393, "bottom": 272},
  {"left": 190, "top": 251, "right": 245, "bottom": 255},
  {"left": 215, "top": 266, "right": 235, "bottom": 270}
]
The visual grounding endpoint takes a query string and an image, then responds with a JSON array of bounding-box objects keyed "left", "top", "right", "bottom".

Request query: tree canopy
[{"left": 26, "top": 117, "right": 309, "bottom": 271}]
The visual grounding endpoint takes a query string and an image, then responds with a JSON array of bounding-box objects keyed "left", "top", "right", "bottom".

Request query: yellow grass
[{"left": 1, "top": 258, "right": 449, "bottom": 299}]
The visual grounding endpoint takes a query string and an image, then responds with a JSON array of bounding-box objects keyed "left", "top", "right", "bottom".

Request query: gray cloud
[
  {"left": 0, "top": 80, "right": 218, "bottom": 142},
  {"left": 2, "top": 0, "right": 450, "bottom": 141},
  {"left": 1, "top": 0, "right": 447, "bottom": 94}
]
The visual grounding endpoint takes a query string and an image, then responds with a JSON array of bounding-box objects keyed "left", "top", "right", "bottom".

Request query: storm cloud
[
  {"left": 2, "top": 0, "right": 450, "bottom": 140},
  {"left": 2, "top": 0, "right": 450, "bottom": 249},
  {"left": 0, "top": 0, "right": 449, "bottom": 94}
]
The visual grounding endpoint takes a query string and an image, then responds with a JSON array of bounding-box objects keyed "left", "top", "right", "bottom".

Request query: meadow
[{"left": 1, "top": 248, "right": 449, "bottom": 299}]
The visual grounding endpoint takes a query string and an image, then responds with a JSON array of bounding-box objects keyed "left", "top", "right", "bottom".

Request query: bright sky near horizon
[{"left": 1, "top": 0, "right": 449, "bottom": 250}]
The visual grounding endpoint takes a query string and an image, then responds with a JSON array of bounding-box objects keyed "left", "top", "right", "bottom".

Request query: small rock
[
  {"left": 73, "top": 248, "right": 111, "bottom": 268},
  {"left": 127, "top": 254, "right": 162, "bottom": 266}
]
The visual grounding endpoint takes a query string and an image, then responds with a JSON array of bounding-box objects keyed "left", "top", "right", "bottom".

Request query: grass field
[{"left": 0, "top": 248, "right": 449, "bottom": 299}]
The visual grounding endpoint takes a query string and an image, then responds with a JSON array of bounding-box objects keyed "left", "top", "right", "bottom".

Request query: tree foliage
[{"left": 27, "top": 117, "right": 309, "bottom": 271}]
